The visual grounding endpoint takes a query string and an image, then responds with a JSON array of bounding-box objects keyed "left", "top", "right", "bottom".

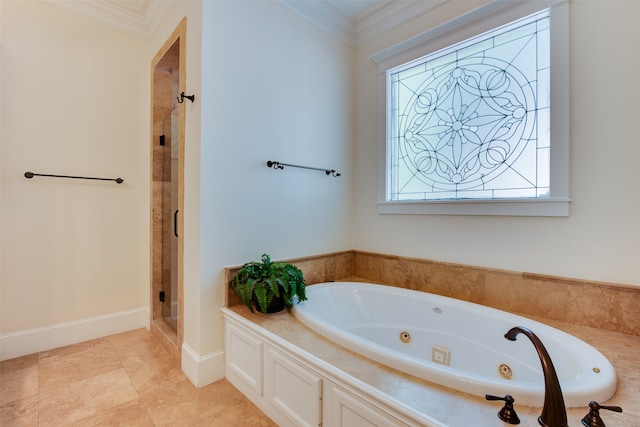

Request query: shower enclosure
[{"left": 150, "top": 19, "right": 185, "bottom": 361}]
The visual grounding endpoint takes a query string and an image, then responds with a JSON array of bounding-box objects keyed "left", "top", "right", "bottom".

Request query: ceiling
[{"left": 45, "top": 0, "right": 446, "bottom": 45}]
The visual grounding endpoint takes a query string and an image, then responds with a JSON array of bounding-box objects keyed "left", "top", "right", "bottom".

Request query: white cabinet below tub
[
  {"left": 224, "top": 315, "right": 322, "bottom": 427},
  {"left": 222, "top": 308, "right": 441, "bottom": 427}
]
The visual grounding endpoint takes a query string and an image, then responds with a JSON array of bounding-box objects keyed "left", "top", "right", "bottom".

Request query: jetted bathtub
[{"left": 291, "top": 282, "right": 617, "bottom": 407}]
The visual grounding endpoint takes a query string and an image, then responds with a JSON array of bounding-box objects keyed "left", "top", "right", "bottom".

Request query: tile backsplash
[{"left": 225, "top": 250, "right": 640, "bottom": 337}]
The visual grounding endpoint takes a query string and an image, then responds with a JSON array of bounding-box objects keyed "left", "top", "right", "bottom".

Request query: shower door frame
[{"left": 150, "top": 18, "right": 186, "bottom": 362}]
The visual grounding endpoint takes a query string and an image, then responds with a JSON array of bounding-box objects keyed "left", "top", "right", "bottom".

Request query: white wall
[
  {"left": 0, "top": 1, "right": 149, "bottom": 356},
  {"left": 352, "top": 0, "right": 640, "bottom": 287},
  {"left": 147, "top": 0, "right": 352, "bottom": 382},
  {"left": 198, "top": 0, "right": 352, "bottom": 357}
]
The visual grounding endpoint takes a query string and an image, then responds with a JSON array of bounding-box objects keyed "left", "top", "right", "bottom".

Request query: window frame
[{"left": 371, "top": 0, "right": 570, "bottom": 216}]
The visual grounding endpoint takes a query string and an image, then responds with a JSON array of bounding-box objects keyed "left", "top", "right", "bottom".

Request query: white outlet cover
[{"left": 432, "top": 345, "right": 451, "bottom": 366}]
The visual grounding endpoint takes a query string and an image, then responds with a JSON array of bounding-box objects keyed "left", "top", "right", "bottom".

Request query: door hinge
[{"left": 159, "top": 291, "right": 165, "bottom": 303}]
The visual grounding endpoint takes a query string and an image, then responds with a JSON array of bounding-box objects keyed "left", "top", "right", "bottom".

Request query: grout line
[{"left": 107, "top": 334, "right": 157, "bottom": 426}]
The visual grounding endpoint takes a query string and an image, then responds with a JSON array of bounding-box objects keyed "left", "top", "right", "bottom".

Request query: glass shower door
[{"left": 161, "top": 107, "right": 179, "bottom": 331}]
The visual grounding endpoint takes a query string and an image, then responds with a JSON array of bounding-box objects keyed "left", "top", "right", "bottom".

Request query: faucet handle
[
  {"left": 581, "top": 400, "right": 623, "bottom": 427},
  {"left": 486, "top": 394, "right": 520, "bottom": 424}
]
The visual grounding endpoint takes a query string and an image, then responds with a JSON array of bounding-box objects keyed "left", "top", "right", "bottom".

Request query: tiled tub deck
[{"left": 226, "top": 300, "right": 639, "bottom": 426}]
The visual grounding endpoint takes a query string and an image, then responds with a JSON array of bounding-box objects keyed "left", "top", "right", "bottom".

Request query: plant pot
[{"left": 252, "top": 295, "right": 285, "bottom": 314}]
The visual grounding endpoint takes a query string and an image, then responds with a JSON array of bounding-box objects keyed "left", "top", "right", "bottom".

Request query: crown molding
[
  {"left": 355, "top": 0, "right": 447, "bottom": 45},
  {"left": 43, "top": 0, "right": 169, "bottom": 37},
  {"left": 279, "top": 0, "right": 447, "bottom": 46},
  {"left": 279, "top": 0, "right": 356, "bottom": 44},
  {"left": 43, "top": 0, "right": 443, "bottom": 44}
]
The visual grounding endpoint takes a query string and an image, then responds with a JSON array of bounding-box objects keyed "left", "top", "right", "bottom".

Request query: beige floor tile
[
  {"left": 193, "top": 400, "right": 277, "bottom": 426},
  {"left": 65, "top": 398, "right": 155, "bottom": 426},
  {"left": 2, "top": 330, "right": 273, "bottom": 426},
  {"left": 125, "top": 357, "right": 187, "bottom": 395},
  {"left": 38, "top": 368, "right": 139, "bottom": 426},
  {"left": 0, "top": 364, "right": 38, "bottom": 405},
  {"left": 0, "top": 354, "right": 38, "bottom": 374},
  {"left": 0, "top": 394, "right": 38, "bottom": 427},
  {"left": 107, "top": 328, "right": 153, "bottom": 350},
  {"left": 110, "top": 329, "right": 175, "bottom": 369},
  {"left": 140, "top": 378, "right": 245, "bottom": 426},
  {"left": 39, "top": 337, "right": 109, "bottom": 359},
  {"left": 38, "top": 338, "right": 122, "bottom": 395}
]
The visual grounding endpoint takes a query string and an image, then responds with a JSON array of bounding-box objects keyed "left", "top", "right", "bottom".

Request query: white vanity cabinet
[{"left": 222, "top": 308, "right": 439, "bottom": 427}]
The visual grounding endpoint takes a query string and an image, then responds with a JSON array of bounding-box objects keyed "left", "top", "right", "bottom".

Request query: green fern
[{"left": 229, "top": 253, "right": 307, "bottom": 313}]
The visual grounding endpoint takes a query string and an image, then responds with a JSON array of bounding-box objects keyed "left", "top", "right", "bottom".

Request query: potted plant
[{"left": 229, "top": 253, "right": 307, "bottom": 314}]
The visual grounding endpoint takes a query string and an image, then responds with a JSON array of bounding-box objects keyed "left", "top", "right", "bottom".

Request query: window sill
[{"left": 377, "top": 198, "right": 571, "bottom": 217}]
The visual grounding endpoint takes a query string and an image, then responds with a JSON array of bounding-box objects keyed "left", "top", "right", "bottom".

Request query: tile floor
[{"left": 0, "top": 328, "right": 276, "bottom": 426}]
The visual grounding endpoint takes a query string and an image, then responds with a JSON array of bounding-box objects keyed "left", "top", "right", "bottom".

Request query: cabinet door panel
[
  {"left": 226, "top": 322, "right": 263, "bottom": 395},
  {"left": 325, "top": 382, "right": 409, "bottom": 427},
  {"left": 264, "top": 346, "right": 322, "bottom": 427}
]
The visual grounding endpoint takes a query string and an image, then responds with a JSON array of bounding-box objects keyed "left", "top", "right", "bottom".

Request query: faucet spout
[{"left": 505, "top": 326, "right": 568, "bottom": 427}]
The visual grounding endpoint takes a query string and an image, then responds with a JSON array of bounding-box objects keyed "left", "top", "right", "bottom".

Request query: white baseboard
[
  {"left": 181, "top": 342, "right": 225, "bottom": 388},
  {"left": 0, "top": 307, "right": 149, "bottom": 361}
]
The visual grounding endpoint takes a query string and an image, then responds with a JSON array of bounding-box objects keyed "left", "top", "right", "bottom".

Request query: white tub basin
[{"left": 291, "top": 282, "right": 617, "bottom": 407}]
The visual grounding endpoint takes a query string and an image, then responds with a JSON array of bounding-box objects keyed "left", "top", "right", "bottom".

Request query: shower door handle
[{"left": 174, "top": 209, "right": 179, "bottom": 238}]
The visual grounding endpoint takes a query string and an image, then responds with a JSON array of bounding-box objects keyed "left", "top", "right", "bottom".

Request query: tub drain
[
  {"left": 399, "top": 331, "right": 411, "bottom": 344},
  {"left": 498, "top": 363, "right": 514, "bottom": 380}
]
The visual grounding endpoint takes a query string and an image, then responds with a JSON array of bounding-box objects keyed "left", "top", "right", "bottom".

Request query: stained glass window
[{"left": 387, "top": 9, "right": 550, "bottom": 201}]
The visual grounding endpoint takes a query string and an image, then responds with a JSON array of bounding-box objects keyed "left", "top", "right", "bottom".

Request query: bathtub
[{"left": 291, "top": 282, "right": 617, "bottom": 407}]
